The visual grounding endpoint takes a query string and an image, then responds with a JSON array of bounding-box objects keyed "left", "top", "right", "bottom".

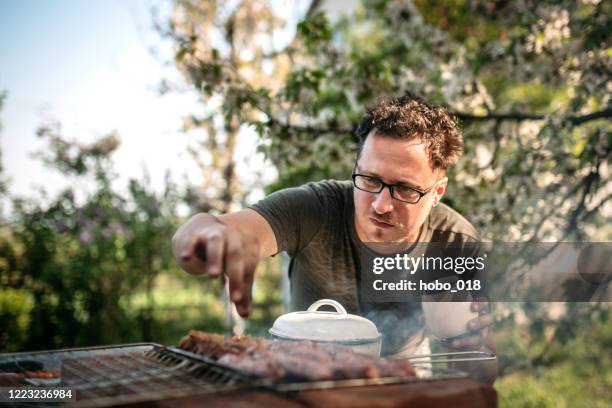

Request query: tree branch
[
  {"left": 570, "top": 108, "right": 612, "bottom": 125},
  {"left": 263, "top": 108, "right": 611, "bottom": 139},
  {"left": 565, "top": 165, "right": 600, "bottom": 236},
  {"left": 266, "top": 117, "right": 353, "bottom": 136},
  {"left": 455, "top": 108, "right": 612, "bottom": 125},
  {"left": 580, "top": 193, "right": 611, "bottom": 224}
]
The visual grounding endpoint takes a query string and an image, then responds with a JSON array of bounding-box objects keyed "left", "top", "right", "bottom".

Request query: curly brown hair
[{"left": 355, "top": 93, "right": 463, "bottom": 171}]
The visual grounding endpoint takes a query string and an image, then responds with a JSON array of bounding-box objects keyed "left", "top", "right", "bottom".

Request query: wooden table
[{"left": 124, "top": 378, "right": 497, "bottom": 408}]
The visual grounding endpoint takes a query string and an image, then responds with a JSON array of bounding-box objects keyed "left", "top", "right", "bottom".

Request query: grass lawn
[{"left": 496, "top": 363, "right": 612, "bottom": 408}]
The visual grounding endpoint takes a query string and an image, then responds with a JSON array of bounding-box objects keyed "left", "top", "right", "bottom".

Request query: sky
[
  {"left": 0, "top": 0, "right": 204, "bottom": 204},
  {"left": 0, "top": 0, "right": 310, "bottom": 210}
]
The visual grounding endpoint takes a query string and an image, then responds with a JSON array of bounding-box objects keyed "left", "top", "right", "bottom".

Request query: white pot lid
[{"left": 269, "top": 299, "right": 381, "bottom": 343}]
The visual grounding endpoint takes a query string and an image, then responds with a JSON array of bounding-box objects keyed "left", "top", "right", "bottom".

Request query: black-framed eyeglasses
[{"left": 351, "top": 173, "right": 435, "bottom": 204}]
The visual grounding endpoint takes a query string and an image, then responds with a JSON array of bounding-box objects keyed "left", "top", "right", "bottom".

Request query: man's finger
[
  {"left": 193, "top": 236, "right": 208, "bottom": 263},
  {"left": 235, "top": 302, "right": 249, "bottom": 317},
  {"left": 234, "top": 233, "right": 259, "bottom": 317},
  {"left": 180, "top": 236, "right": 208, "bottom": 275},
  {"left": 236, "top": 260, "right": 257, "bottom": 317},
  {"left": 467, "top": 314, "right": 494, "bottom": 331},
  {"left": 451, "top": 333, "right": 483, "bottom": 349},
  {"left": 206, "top": 233, "right": 224, "bottom": 277},
  {"left": 225, "top": 232, "right": 244, "bottom": 303},
  {"left": 180, "top": 235, "right": 199, "bottom": 262},
  {"left": 470, "top": 300, "right": 489, "bottom": 312}
]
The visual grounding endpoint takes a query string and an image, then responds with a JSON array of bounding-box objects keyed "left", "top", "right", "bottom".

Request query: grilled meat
[
  {"left": 179, "top": 330, "right": 415, "bottom": 382},
  {"left": 0, "top": 372, "right": 25, "bottom": 386},
  {"left": 178, "top": 331, "right": 266, "bottom": 358}
]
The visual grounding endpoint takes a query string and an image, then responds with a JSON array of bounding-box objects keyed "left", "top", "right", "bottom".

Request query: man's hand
[
  {"left": 443, "top": 301, "right": 494, "bottom": 350},
  {"left": 442, "top": 300, "right": 498, "bottom": 384},
  {"left": 173, "top": 213, "right": 262, "bottom": 318}
]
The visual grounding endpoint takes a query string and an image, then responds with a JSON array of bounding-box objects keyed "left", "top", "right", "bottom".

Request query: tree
[
  {"left": 166, "top": 0, "right": 610, "bottom": 242},
  {"left": 158, "top": 0, "right": 303, "bottom": 334},
  {"left": 158, "top": 0, "right": 301, "bottom": 213},
  {"left": 0, "top": 90, "right": 7, "bottom": 205}
]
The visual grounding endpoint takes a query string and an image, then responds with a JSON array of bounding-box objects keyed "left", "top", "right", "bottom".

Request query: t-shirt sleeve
[{"left": 249, "top": 185, "right": 324, "bottom": 256}]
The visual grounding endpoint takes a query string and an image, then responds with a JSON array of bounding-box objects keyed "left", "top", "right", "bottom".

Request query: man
[{"left": 172, "top": 93, "right": 497, "bottom": 383}]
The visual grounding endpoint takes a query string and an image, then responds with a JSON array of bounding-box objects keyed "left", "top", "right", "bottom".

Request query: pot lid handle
[{"left": 307, "top": 299, "right": 348, "bottom": 316}]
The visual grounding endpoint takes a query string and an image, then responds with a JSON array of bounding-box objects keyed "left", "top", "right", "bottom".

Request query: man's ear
[{"left": 433, "top": 177, "right": 448, "bottom": 207}]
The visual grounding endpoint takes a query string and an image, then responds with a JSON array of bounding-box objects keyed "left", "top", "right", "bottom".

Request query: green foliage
[
  {"left": 495, "top": 304, "right": 612, "bottom": 407},
  {"left": 0, "top": 288, "right": 34, "bottom": 351},
  {"left": 0, "top": 128, "right": 189, "bottom": 351},
  {"left": 0, "top": 90, "right": 7, "bottom": 200},
  {"left": 34, "top": 122, "right": 120, "bottom": 177},
  {"left": 173, "top": 0, "right": 610, "bottom": 242},
  {"left": 0, "top": 114, "right": 283, "bottom": 350},
  {"left": 297, "top": 12, "right": 332, "bottom": 53}
]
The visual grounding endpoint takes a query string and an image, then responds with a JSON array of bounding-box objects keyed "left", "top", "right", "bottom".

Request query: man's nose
[{"left": 371, "top": 186, "right": 394, "bottom": 214}]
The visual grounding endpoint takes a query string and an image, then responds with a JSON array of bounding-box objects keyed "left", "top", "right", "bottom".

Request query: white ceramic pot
[{"left": 269, "top": 299, "right": 382, "bottom": 357}]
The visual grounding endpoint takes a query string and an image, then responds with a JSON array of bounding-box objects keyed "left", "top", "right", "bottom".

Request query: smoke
[{"left": 362, "top": 301, "right": 424, "bottom": 356}]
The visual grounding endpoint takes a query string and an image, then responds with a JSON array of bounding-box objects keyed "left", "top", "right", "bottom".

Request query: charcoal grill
[
  {"left": 0, "top": 343, "right": 494, "bottom": 407},
  {"left": 0, "top": 343, "right": 254, "bottom": 407}
]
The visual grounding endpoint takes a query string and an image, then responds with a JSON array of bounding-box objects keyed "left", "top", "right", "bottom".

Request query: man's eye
[
  {"left": 396, "top": 186, "right": 420, "bottom": 198},
  {"left": 362, "top": 177, "right": 379, "bottom": 185}
]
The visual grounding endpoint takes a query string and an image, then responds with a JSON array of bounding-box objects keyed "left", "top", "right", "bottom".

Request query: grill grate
[
  {"left": 1, "top": 343, "right": 255, "bottom": 407},
  {"left": 1, "top": 343, "right": 482, "bottom": 406}
]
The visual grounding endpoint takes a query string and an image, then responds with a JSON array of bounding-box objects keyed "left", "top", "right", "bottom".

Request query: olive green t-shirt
[{"left": 250, "top": 180, "right": 480, "bottom": 355}]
